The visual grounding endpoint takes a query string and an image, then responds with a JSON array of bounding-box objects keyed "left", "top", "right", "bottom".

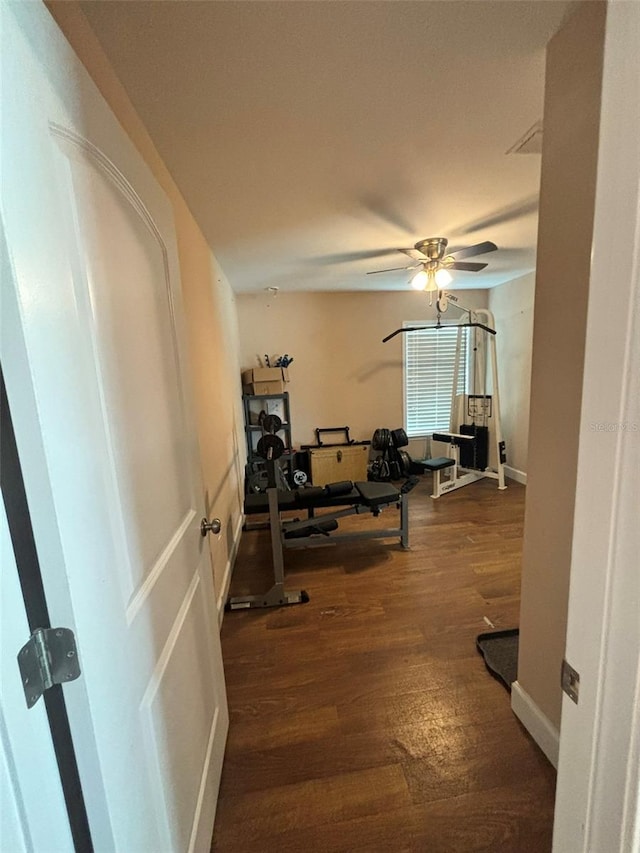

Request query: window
[{"left": 403, "top": 323, "right": 467, "bottom": 437}]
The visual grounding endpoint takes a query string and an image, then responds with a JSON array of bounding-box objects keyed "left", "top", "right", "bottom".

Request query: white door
[
  {"left": 553, "top": 2, "right": 640, "bottom": 851},
  {"left": 1, "top": 501, "right": 73, "bottom": 853},
  {"left": 1, "top": 3, "right": 228, "bottom": 851}
]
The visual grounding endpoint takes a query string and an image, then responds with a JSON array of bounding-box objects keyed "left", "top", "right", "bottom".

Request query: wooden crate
[{"left": 308, "top": 445, "right": 369, "bottom": 486}]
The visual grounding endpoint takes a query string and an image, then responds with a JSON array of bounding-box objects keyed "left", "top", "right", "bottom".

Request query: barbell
[{"left": 256, "top": 433, "right": 285, "bottom": 461}]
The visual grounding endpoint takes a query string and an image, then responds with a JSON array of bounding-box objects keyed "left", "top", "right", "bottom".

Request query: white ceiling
[{"left": 81, "top": 0, "right": 572, "bottom": 293}]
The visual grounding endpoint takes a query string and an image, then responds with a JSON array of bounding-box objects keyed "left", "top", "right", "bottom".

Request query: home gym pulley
[{"left": 383, "top": 289, "right": 507, "bottom": 498}]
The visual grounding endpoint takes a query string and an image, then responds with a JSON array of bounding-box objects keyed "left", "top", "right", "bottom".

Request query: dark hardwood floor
[{"left": 211, "top": 477, "right": 556, "bottom": 852}]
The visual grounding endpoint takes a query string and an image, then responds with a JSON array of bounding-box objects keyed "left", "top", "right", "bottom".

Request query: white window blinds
[{"left": 403, "top": 324, "right": 466, "bottom": 437}]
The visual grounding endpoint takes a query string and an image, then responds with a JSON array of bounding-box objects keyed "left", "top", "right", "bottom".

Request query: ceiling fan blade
[
  {"left": 398, "top": 248, "right": 427, "bottom": 261},
  {"left": 366, "top": 265, "right": 416, "bottom": 275},
  {"left": 446, "top": 241, "right": 498, "bottom": 260},
  {"left": 447, "top": 261, "right": 489, "bottom": 272}
]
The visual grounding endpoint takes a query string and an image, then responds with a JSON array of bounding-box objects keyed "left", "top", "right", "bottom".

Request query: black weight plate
[
  {"left": 391, "top": 428, "right": 409, "bottom": 448},
  {"left": 371, "top": 428, "right": 383, "bottom": 450},
  {"left": 262, "top": 413, "right": 282, "bottom": 434},
  {"left": 372, "top": 428, "right": 391, "bottom": 451},
  {"left": 398, "top": 450, "right": 411, "bottom": 476},
  {"left": 257, "top": 433, "right": 285, "bottom": 460}
]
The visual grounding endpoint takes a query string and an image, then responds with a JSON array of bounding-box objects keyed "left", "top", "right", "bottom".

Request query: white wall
[
  {"left": 237, "top": 289, "right": 488, "bottom": 451},
  {"left": 489, "top": 272, "right": 536, "bottom": 480}
]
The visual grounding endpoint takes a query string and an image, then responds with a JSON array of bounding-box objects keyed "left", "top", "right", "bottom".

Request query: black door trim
[{"left": 1, "top": 366, "right": 94, "bottom": 853}]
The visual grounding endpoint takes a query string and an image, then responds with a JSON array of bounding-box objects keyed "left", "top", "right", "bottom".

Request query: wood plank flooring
[{"left": 212, "top": 478, "right": 556, "bottom": 852}]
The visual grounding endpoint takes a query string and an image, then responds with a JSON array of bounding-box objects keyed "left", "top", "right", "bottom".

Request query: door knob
[{"left": 200, "top": 517, "right": 221, "bottom": 537}]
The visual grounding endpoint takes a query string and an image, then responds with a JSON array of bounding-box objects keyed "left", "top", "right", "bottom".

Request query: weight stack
[{"left": 459, "top": 424, "right": 489, "bottom": 470}]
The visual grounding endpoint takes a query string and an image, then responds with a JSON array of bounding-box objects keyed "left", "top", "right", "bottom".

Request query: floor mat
[{"left": 476, "top": 628, "right": 519, "bottom": 692}]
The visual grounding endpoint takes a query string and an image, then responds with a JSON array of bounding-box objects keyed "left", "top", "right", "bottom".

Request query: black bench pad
[
  {"left": 244, "top": 487, "right": 361, "bottom": 515},
  {"left": 354, "top": 481, "right": 401, "bottom": 507},
  {"left": 244, "top": 481, "right": 401, "bottom": 515},
  {"left": 295, "top": 487, "right": 360, "bottom": 507},
  {"left": 422, "top": 456, "right": 455, "bottom": 471},
  {"left": 244, "top": 491, "right": 297, "bottom": 514},
  {"left": 432, "top": 432, "right": 475, "bottom": 445}
]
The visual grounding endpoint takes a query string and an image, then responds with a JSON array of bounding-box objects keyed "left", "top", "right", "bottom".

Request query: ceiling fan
[{"left": 367, "top": 237, "right": 498, "bottom": 291}]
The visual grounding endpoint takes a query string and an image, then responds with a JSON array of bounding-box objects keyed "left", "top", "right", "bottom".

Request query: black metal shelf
[
  {"left": 246, "top": 424, "right": 290, "bottom": 431},
  {"left": 242, "top": 392, "right": 293, "bottom": 491},
  {"left": 243, "top": 392, "right": 291, "bottom": 400}
]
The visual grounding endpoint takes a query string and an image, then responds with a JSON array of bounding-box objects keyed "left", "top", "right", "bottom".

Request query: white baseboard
[
  {"left": 511, "top": 680, "right": 560, "bottom": 768},
  {"left": 216, "top": 512, "right": 244, "bottom": 628},
  {"left": 504, "top": 465, "right": 527, "bottom": 485}
]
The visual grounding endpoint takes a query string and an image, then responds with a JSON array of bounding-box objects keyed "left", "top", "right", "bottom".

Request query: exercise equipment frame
[
  {"left": 384, "top": 290, "right": 507, "bottom": 498},
  {"left": 227, "top": 479, "right": 414, "bottom": 611}
]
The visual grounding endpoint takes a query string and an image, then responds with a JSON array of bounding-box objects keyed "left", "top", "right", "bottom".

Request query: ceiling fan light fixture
[
  {"left": 435, "top": 268, "right": 452, "bottom": 287},
  {"left": 425, "top": 273, "right": 439, "bottom": 293},
  {"left": 410, "top": 269, "right": 429, "bottom": 291},
  {"left": 368, "top": 236, "right": 497, "bottom": 283}
]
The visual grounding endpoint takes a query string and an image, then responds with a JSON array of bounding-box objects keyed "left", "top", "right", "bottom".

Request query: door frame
[
  {"left": 1, "top": 366, "right": 92, "bottom": 851},
  {"left": 0, "top": 365, "right": 93, "bottom": 853},
  {"left": 553, "top": 1, "right": 640, "bottom": 850}
]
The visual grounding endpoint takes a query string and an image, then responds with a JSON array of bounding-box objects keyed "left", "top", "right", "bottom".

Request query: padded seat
[
  {"left": 421, "top": 456, "right": 455, "bottom": 471},
  {"left": 354, "top": 481, "right": 400, "bottom": 507}
]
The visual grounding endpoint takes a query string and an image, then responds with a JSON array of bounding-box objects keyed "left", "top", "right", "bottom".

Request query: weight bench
[
  {"left": 425, "top": 431, "right": 506, "bottom": 498},
  {"left": 227, "top": 478, "right": 418, "bottom": 610},
  {"left": 422, "top": 456, "right": 456, "bottom": 499},
  {"left": 423, "top": 432, "right": 479, "bottom": 498}
]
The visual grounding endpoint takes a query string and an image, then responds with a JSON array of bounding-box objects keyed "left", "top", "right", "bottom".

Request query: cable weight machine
[{"left": 383, "top": 290, "right": 507, "bottom": 499}]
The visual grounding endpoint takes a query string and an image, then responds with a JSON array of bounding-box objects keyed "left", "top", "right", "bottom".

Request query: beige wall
[
  {"left": 489, "top": 272, "right": 535, "bottom": 478},
  {"left": 518, "top": 1, "right": 606, "bottom": 728},
  {"left": 237, "top": 289, "right": 487, "bottom": 454},
  {"left": 46, "top": 2, "right": 245, "bottom": 604}
]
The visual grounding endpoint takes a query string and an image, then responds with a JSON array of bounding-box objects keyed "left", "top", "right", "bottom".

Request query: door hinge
[
  {"left": 17, "top": 627, "right": 81, "bottom": 709},
  {"left": 561, "top": 658, "right": 580, "bottom": 704}
]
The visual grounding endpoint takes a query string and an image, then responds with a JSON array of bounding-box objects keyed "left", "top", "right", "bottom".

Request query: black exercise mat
[{"left": 476, "top": 628, "right": 519, "bottom": 692}]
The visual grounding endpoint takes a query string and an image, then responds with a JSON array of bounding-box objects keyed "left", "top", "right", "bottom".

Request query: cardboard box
[{"left": 242, "top": 367, "right": 289, "bottom": 395}]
